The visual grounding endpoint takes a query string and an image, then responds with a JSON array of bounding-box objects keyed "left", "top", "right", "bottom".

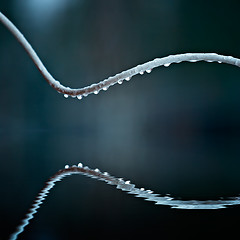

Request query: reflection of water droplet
[
  {"left": 146, "top": 69, "right": 152, "bottom": 73},
  {"left": 140, "top": 71, "right": 144, "bottom": 75},
  {"left": 94, "top": 90, "right": 99, "bottom": 94},
  {"left": 65, "top": 165, "right": 69, "bottom": 169},
  {"left": 118, "top": 80, "right": 123, "bottom": 84},
  {"left": 164, "top": 63, "right": 171, "bottom": 67},
  {"left": 78, "top": 163, "right": 83, "bottom": 168},
  {"left": 77, "top": 95, "right": 82, "bottom": 100},
  {"left": 125, "top": 77, "right": 131, "bottom": 81},
  {"left": 146, "top": 190, "right": 153, "bottom": 193},
  {"left": 103, "top": 87, "right": 108, "bottom": 91},
  {"left": 64, "top": 94, "right": 68, "bottom": 98}
]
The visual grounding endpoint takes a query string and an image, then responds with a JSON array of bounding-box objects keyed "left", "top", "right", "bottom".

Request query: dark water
[{"left": 1, "top": 1, "right": 240, "bottom": 239}]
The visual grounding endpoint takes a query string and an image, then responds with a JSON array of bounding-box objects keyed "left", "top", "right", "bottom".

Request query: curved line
[
  {"left": 10, "top": 164, "right": 240, "bottom": 240},
  {"left": 1, "top": 12, "right": 240, "bottom": 99}
]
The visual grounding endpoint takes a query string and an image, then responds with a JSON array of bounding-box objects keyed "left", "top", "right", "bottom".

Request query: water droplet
[
  {"left": 103, "top": 172, "right": 109, "bottom": 175},
  {"left": 140, "top": 188, "right": 145, "bottom": 191},
  {"left": 118, "top": 80, "right": 123, "bottom": 84},
  {"left": 95, "top": 168, "right": 100, "bottom": 172},
  {"left": 94, "top": 90, "right": 99, "bottom": 94},
  {"left": 78, "top": 163, "right": 83, "bottom": 168},
  {"left": 65, "top": 165, "right": 69, "bottom": 169},
  {"left": 64, "top": 94, "right": 68, "bottom": 98},
  {"left": 140, "top": 71, "right": 144, "bottom": 75},
  {"left": 164, "top": 63, "right": 171, "bottom": 67},
  {"left": 71, "top": 95, "right": 76, "bottom": 98},
  {"left": 218, "top": 61, "right": 222, "bottom": 63},
  {"left": 146, "top": 69, "right": 152, "bottom": 73},
  {"left": 103, "top": 87, "right": 108, "bottom": 91},
  {"left": 83, "top": 93, "right": 88, "bottom": 97},
  {"left": 125, "top": 180, "right": 130, "bottom": 184},
  {"left": 125, "top": 77, "right": 131, "bottom": 81},
  {"left": 189, "top": 60, "right": 197, "bottom": 62},
  {"left": 77, "top": 95, "right": 82, "bottom": 100},
  {"left": 146, "top": 190, "right": 153, "bottom": 194}
]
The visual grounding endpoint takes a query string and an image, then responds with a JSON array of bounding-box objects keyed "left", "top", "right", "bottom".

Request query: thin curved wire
[
  {"left": 10, "top": 164, "right": 240, "bottom": 240},
  {"left": 1, "top": 11, "right": 240, "bottom": 99}
]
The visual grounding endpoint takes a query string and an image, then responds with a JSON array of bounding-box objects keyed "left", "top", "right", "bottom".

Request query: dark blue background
[{"left": 1, "top": 0, "right": 240, "bottom": 239}]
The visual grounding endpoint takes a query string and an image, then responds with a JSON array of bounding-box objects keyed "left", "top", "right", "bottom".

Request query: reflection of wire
[
  {"left": 10, "top": 164, "right": 240, "bottom": 240},
  {"left": 1, "top": 11, "right": 240, "bottom": 99}
]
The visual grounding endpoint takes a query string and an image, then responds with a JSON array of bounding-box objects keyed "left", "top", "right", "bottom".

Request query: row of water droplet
[
  {"left": 62, "top": 58, "right": 224, "bottom": 99},
  {"left": 62, "top": 69, "right": 153, "bottom": 99}
]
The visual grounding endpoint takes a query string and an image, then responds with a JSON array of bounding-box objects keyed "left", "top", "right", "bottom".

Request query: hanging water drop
[
  {"left": 140, "top": 71, "right": 144, "bottom": 75},
  {"left": 94, "top": 90, "right": 99, "bottom": 94},
  {"left": 118, "top": 80, "right": 123, "bottom": 84},
  {"left": 78, "top": 163, "right": 83, "bottom": 168},
  {"left": 103, "top": 87, "right": 108, "bottom": 91},
  {"left": 218, "top": 61, "right": 222, "bottom": 63},
  {"left": 83, "top": 93, "right": 88, "bottom": 97},
  {"left": 95, "top": 168, "right": 100, "bottom": 172},
  {"left": 65, "top": 165, "right": 69, "bottom": 169},
  {"left": 77, "top": 95, "right": 82, "bottom": 100},
  {"left": 64, "top": 94, "right": 68, "bottom": 98},
  {"left": 125, "top": 180, "right": 130, "bottom": 184},
  {"left": 125, "top": 77, "right": 131, "bottom": 81},
  {"left": 146, "top": 69, "right": 152, "bottom": 73},
  {"left": 164, "top": 63, "right": 170, "bottom": 67}
]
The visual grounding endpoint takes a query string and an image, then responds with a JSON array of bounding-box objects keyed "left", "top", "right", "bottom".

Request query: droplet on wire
[
  {"left": 64, "top": 94, "right": 68, "bottom": 98},
  {"left": 118, "top": 80, "right": 123, "bottom": 84},
  {"left": 146, "top": 69, "right": 152, "bottom": 73},
  {"left": 164, "top": 63, "right": 171, "bottom": 67},
  {"left": 77, "top": 95, "right": 82, "bottom": 100},
  {"left": 140, "top": 71, "right": 144, "bottom": 75},
  {"left": 125, "top": 77, "right": 131, "bottom": 81}
]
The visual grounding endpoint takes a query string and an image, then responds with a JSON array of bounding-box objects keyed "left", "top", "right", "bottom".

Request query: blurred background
[{"left": 1, "top": 0, "right": 240, "bottom": 239}]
